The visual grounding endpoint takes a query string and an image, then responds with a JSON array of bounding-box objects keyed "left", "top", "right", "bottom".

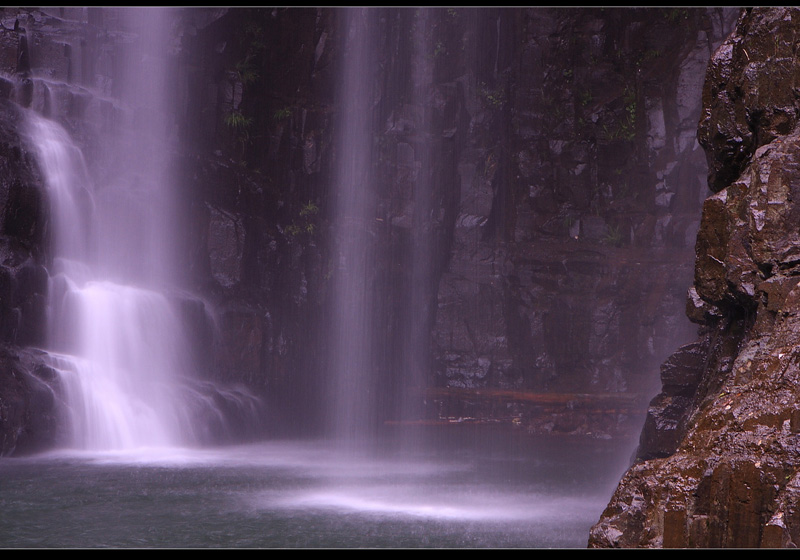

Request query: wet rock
[
  {"left": 698, "top": 8, "right": 800, "bottom": 193},
  {"left": 0, "top": 100, "right": 47, "bottom": 350},
  {"left": 207, "top": 205, "right": 245, "bottom": 290},
  {"left": 430, "top": 9, "right": 736, "bottom": 432},
  {"left": 635, "top": 337, "right": 713, "bottom": 461},
  {"left": 0, "top": 97, "right": 51, "bottom": 452},
  {"left": 214, "top": 304, "right": 264, "bottom": 387},
  {"left": 0, "top": 346, "right": 60, "bottom": 456}
]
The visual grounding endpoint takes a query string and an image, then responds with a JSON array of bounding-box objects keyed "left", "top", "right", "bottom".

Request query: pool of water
[{"left": 0, "top": 432, "right": 632, "bottom": 548}]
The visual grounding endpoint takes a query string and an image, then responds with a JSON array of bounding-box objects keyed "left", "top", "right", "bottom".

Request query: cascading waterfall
[
  {"left": 24, "top": 8, "right": 258, "bottom": 451},
  {"left": 28, "top": 114, "right": 190, "bottom": 449}
]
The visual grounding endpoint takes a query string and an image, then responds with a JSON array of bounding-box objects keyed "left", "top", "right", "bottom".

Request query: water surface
[{"left": 0, "top": 433, "right": 629, "bottom": 548}]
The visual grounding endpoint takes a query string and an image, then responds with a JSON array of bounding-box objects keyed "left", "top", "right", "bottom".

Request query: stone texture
[
  {"left": 0, "top": 346, "right": 60, "bottom": 456},
  {"left": 425, "top": 8, "right": 736, "bottom": 437},
  {"left": 0, "top": 96, "right": 53, "bottom": 454}
]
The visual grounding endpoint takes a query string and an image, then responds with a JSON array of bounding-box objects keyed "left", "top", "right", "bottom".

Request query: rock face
[
  {"left": 0, "top": 96, "right": 57, "bottom": 455},
  {"left": 424, "top": 8, "right": 736, "bottom": 437},
  {"left": 158, "top": 7, "right": 739, "bottom": 437},
  {"left": 590, "top": 8, "right": 800, "bottom": 548},
  {"left": 0, "top": 8, "right": 738, "bottom": 448}
]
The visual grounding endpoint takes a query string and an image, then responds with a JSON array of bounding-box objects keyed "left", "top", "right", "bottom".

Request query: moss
[
  {"left": 284, "top": 199, "right": 319, "bottom": 238},
  {"left": 602, "top": 224, "right": 624, "bottom": 247},
  {"left": 478, "top": 81, "right": 505, "bottom": 109},
  {"left": 273, "top": 107, "right": 292, "bottom": 121}
]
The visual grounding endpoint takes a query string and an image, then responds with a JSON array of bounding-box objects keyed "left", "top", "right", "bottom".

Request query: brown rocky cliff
[{"left": 590, "top": 8, "right": 800, "bottom": 548}]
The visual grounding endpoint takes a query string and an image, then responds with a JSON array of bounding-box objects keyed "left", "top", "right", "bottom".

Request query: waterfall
[
  {"left": 399, "top": 7, "right": 436, "bottom": 433},
  {"left": 329, "top": 7, "right": 380, "bottom": 444},
  {"left": 24, "top": 8, "right": 259, "bottom": 451},
  {"left": 328, "top": 8, "right": 439, "bottom": 445}
]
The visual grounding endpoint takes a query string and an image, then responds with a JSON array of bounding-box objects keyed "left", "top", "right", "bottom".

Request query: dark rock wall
[
  {"left": 0, "top": 8, "right": 737, "bottom": 449},
  {"left": 166, "top": 7, "right": 737, "bottom": 435},
  {"left": 169, "top": 8, "right": 335, "bottom": 432},
  {"left": 426, "top": 8, "right": 736, "bottom": 436},
  {"left": 591, "top": 8, "right": 800, "bottom": 548},
  {"left": 0, "top": 26, "right": 56, "bottom": 453}
]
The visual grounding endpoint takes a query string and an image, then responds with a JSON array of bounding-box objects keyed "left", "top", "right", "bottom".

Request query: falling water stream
[
  {"left": 22, "top": 8, "right": 258, "bottom": 452},
  {"left": 329, "top": 8, "right": 380, "bottom": 445},
  {"left": 28, "top": 114, "right": 193, "bottom": 449},
  {"left": 0, "top": 7, "right": 641, "bottom": 548}
]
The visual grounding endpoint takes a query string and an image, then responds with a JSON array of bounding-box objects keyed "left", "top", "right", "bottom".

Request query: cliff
[
  {"left": 0, "top": 8, "right": 736, "bottom": 450},
  {"left": 590, "top": 8, "right": 800, "bottom": 547},
  {"left": 0, "top": 17, "right": 57, "bottom": 454},
  {"left": 426, "top": 8, "right": 734, "bottom": 438}
]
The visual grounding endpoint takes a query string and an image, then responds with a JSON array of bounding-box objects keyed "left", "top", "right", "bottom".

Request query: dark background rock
[
  {"left": 423, "top": 8, "right": 736, "bottom": 437},
  {"left": 0, "top": 346, "right": 60, "bottom": 456},
  {"left": 0, "top": 8, "right": 737, "bottom": 450},
  {"left": 0, "top": 96, "right": 53, "bottom": 454}
]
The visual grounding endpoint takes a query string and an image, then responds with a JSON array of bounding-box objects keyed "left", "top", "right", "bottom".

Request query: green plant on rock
[
  {"left": 273, "top": 107, "right": 292, "bottom": 121},
  {"left": 639, "top": 49, "right": 662, "bottom": 66},
  {"left": 243, "top": 21, "right": 266, "bottom": 54},
  {"left": 235, "top": 55, "right": 260, "bottom": 86},
  {"left": 299, "top": 200, "right": 319, "bottom": 217},
  {"left": 663, "top": 8, "right": 689, "bottom": 23},
  {"left": 601, "top": 87, "right": 637, "bottom": 143},
  {"left": 602, "top": 121, "right": 633, "bottom": 142},
  {"left": 230, "top": 19, "right": 267, "bottom": 89},
  {"left": 602, "top": 224, "right": 624, "bottom": 247},
  {"left": 773, "top": 34, "right": 783, "bottom": 58},
  {"left": 615, "top": 177, "right": 632, "bottom": 199},
  {"left": 623, "top": 87, "right": 636, "bottom": 119},
  {"left": 225, "top": 110, "right": 253, "bottom": 151},
  {"left": 478, "top": 81, "right": 505, "bottom": 109},
  {"left": 225, "top": 110, "right": 252, "bottom": 130},
  {"left": 285, "top": 199, "right": 320, "bottom": 238}
]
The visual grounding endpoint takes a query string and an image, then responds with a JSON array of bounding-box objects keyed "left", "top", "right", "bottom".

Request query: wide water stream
[{"left": 0, "top": 431, "right": 631, "bottom": 548}]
